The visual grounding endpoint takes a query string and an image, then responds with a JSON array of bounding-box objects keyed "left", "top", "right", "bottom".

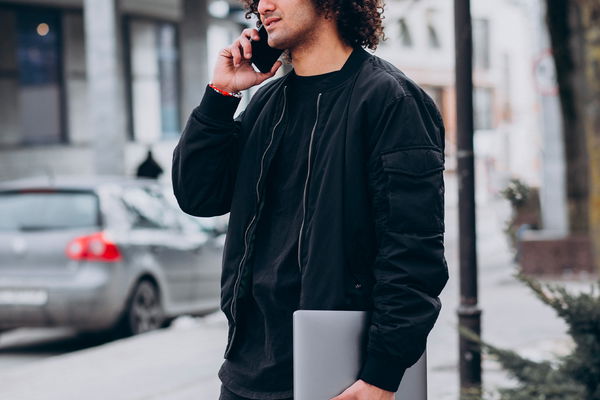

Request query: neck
[{"left": 290, "top": 27, "right": 353, "bottom": 76}]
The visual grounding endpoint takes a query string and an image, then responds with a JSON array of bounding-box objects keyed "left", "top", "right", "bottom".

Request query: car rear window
[{"left": 0, "top": 190, "right": 100, "bottom": 231}]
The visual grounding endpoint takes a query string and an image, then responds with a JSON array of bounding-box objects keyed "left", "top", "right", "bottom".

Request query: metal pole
[{"left": 454, "top": 0, "right": 482, "bottom": 398}]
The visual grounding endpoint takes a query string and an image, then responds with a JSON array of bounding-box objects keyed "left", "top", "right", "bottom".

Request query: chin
[{"left": 267, "top": 36, "right": 286, "bottom": 50}]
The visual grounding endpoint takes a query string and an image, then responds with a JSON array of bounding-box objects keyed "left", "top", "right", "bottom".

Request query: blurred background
[{"left": 0, "top": 0, "right": 599, "bottom": 399}]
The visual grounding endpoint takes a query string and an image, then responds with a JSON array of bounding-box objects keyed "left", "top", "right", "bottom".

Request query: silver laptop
[{"left": 293, "top": 310, "right": 427, "bottom": 400}]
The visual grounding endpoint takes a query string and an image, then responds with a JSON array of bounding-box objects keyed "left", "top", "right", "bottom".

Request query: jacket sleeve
[
  {"left": 172, "top": 85, "right": 245, "bottom": 217},
  {"left": 357, "top": 94, "right": 449, "bottom": 392}
]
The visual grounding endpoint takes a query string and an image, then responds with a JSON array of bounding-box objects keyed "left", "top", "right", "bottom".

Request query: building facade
[
  {"left": 377, "top": 0, "right": 544, "bottom": 200},
  {"left": 0, "top": 0, "right": 253, "bottom": 182},
  {"left": 0, "top": 0, "right": 544, "bottom": 199}
]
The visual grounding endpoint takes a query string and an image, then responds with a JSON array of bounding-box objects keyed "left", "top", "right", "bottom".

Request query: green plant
[
  {"left": 500, "top": 179, "right": 541, "bottom": 257},
  {"left": 460, "top": 273, "right": 600, "bottom": 400}
]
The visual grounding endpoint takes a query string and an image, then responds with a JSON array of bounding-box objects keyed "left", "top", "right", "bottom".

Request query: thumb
[
  {"left": 330, "top": 389, "right": 351, "bottom": 400},
  {"left": 330, "top": 395, "right": 351, "bottom": 400},
  {"left": 256, "top": 60, "right": 283, "bottom": 84}
]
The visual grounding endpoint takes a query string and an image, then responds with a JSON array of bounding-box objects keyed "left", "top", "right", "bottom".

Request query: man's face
[{"left": 257, "top": 0, "right": 323, "bottom": 50}]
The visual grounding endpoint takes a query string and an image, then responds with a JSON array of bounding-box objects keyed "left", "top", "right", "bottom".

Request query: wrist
[
  {"left": 208, "top": 82, "right": 242, "bottom": 98},
  {"left": 197, "top": 85, "right": 241, "bottom": 122}
]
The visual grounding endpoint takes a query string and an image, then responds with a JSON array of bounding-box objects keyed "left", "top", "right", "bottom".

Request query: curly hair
[{"left": 241, "top": 0, "right": 386, "bottom": 50}]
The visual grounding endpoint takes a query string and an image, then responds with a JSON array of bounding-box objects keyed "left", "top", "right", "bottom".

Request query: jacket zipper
[
  {"left": 297, "top": 93, "right": 322, "bottom": 276},
  {"left": 225, "top": 86, "right": 288, "bottom": 357}
]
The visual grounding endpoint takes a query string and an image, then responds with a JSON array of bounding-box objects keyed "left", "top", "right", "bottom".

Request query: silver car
[{"left": 0, "top": 176, "right": 224, "bottom": 337}]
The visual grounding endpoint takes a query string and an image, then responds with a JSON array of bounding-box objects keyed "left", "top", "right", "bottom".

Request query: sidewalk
[
  {"left": 0, "top": 176, "right": 588, "bottom": 400},
  {"left": 0, "top": 313, "right": 227, "bottom": 400}
]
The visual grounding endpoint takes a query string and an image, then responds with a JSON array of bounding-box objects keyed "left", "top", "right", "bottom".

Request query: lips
[{"left": 264, "top": 17, "right": 281, "bottom": 29}]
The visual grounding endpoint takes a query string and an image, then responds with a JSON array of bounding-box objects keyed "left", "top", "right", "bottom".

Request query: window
[
  {"left": 0, "top": 7, "right": 65, "bottom": 146},
  {"left": 426, "top": 9, "right": 441, "bottom": 49},
  {"left": 501, "top": 53, "right": 512, "bottom": 122},
  {"left": 398, "top": 18, "right": 413, "bottom": 47},
  {"left": 121, "top": 186, "right": 181, "bottom": 230},
  {"left": 474, "top": 87, "right": 494, "bottom": 130},
  {"left": 473, "top": 18, "right": 491, "bottom": 70},
  {"left": 157, "top": 24, "right": 179, "bottom": 137},
  {"left": 427, "top": 25, "right": 441, "bottom": 49},
  {"left": 0, "top": 191, "right": 99, "bottom": 231},
  {"left": 126, "top": 18, "right": 181, "bottom": 142}
]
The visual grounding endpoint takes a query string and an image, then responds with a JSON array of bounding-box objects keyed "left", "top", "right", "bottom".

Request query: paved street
[{"left": 0, "top": 173, "right": 589, "bottom": 400}]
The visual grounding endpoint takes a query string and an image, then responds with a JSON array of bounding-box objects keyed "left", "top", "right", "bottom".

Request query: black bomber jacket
[{"left": 172, "top": 47, "right": 449, "bottom": 392}]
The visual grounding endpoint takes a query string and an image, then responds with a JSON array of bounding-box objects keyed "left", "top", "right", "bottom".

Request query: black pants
[{"left": 218, "top": 384, "right": 293, "bottom": 400}]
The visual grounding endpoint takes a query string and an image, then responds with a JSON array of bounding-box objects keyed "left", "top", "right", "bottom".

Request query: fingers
[
  {"left": 217, "top": 47, "right": 232, "bottom": 62},
  {"left": 242, "top": 28, "right": 260, "bottom": 42},
  {"left": 239, "top": 35, "right": 253, "bottom": 61},
  {"left": 230, "top": 41, "right": 243, "bottom": 67},
  {"left": 269, "top": 60, "right": 283, "bottom": 75},
  {"left": 215, "top": 28, "right": 277, "bottom": 92},
  {"left": 230, "top": 29, "right": 259, "bottom": 66}
]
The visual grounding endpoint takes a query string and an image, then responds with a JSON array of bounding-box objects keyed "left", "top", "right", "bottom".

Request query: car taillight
[{"left": 66, "top": 232, "right": 122, "bottom": 262}]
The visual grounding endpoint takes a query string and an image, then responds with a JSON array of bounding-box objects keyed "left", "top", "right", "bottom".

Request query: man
[
  {"left": 172, "top": 0, "right": 449, "bottom": 398},
  {"left": 136, "top": 148, "right": 164, "bottom": 180}
]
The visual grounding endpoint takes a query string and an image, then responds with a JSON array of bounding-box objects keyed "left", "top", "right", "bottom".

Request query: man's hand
[
  {"left": 211, "top": 28, "right": 283, "bottom": 94},
  {"left": 330, "top": 379, "right": 395, "bottom": 400}
]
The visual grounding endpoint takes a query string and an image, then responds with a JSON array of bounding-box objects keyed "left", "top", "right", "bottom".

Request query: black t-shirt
[{"left": 218, "top": 68, "right": 342, "bottom": 400}]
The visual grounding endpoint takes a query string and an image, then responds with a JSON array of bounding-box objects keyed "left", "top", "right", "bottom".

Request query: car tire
[{"left": 117, "top": 280, "right": 165, "bottom": 337}]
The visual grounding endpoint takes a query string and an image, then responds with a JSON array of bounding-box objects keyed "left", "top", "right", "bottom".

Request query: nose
[{"left": 257, "top": 0, "right": 275, "bottom": 18}]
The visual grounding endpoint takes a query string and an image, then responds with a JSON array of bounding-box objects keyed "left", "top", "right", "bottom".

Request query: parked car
[{"left": 0, "top": 176, "right": 224, "bottom": 337}]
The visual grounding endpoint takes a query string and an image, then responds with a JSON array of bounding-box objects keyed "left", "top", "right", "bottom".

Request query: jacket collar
[{"left": 281, "top": 46, "right": 372, "bottom": 92}]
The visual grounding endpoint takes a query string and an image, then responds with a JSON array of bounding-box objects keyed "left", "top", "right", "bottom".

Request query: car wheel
[{"left": 122, "top": 280, "right": 164, "bottom": 336}]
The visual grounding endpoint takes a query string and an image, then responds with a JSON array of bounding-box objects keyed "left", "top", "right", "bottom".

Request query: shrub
[{"left": 461, "top": 273, "right": 600, "bottom": 399}]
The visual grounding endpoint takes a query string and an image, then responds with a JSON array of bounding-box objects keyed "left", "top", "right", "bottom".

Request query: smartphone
[{"left": 250, "top": 25, "right": 284, "bottom": 73}]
